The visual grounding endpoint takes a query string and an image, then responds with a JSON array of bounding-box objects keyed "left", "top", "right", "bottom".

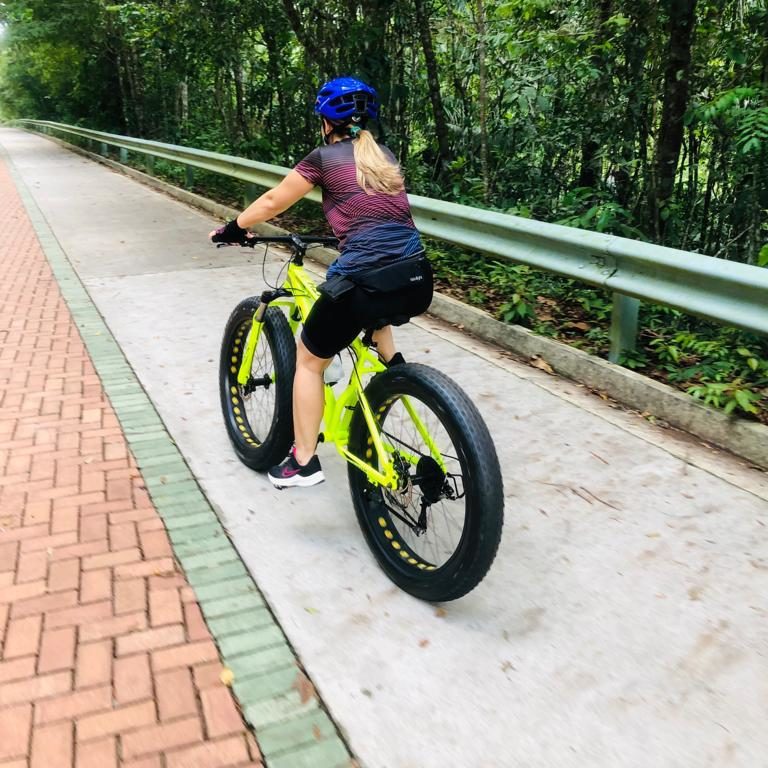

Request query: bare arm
[{"left": 236, "top": 170, "right": 314, "bottom": 227}]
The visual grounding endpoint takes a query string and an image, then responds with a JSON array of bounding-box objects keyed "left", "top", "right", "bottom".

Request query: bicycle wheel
[
  {"left": 347, "top": 363, "right": 504, "bottom": 601},
  {"left": 219, "top": 298, "right": 295, "bottom": 471}
]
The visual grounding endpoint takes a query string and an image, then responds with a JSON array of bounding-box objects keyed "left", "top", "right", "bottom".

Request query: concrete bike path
[{"left": 3, "top": 128, "right": 768, "bottom": 768}]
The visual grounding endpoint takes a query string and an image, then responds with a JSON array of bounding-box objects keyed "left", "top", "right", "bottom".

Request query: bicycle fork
[
  {"left": 237, "top": 289, "right": 292, "bottom": 387},
  {"left": 236, "top": 308, "right": 264, "bottom": 387}
]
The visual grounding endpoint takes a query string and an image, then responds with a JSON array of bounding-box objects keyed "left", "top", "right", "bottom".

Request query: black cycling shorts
[{"left": 300, "top": 279, "right": 433, "bottom": 360}]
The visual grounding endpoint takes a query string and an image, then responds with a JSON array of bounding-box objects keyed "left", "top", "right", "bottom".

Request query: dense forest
[
  {"left": 2, "top": 0, "right": 767, "bottom": 263},
  {"left": 1, "top": 0, "right": 767, "bottom": 419}
]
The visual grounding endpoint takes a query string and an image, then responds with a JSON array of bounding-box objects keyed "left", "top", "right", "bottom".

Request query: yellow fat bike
[{"left": 219, "top": 235, "right": 503, "bottom": 601}]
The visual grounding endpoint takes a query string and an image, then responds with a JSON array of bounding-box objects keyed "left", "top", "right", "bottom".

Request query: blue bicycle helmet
[{"left": 314, "top": 77, "right": 379, "bottom": 122}]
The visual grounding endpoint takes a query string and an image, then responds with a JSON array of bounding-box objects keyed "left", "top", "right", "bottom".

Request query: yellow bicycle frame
[{"left": 237, "top": 260, "right": 442, "bottom": 489}]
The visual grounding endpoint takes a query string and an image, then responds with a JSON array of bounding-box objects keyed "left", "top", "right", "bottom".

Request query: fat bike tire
[
  {"left": 219, "top": 298, "right": 295, "bottom": 471},
  {"left": 347, "top": 363, "right": 504, "bottom": 602}
]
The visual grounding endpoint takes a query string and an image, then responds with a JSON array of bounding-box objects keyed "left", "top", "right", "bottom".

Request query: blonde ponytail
[{"left": 352, "top": 130, "right": 404, "bottom": 195}]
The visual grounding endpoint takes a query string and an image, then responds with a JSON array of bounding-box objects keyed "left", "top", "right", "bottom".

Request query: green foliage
[
  {"left": 1, "top": 0, "right": 767, "bottom": 421},
  {"left": 556, "top": 188, "right": 646, "bottom": 239},
  {"left": 641, "top": 330, "right": 768, "bottom": 418},
  {"left": 617, "top": 348, "right": 648, "bottom": 370},
  {"left": 687, "top": 381, "right": 762, "bottom": 415},
  {"left": 1, "top": 0, "right": 765, "bottom": 265},
  {"left": 499, "top": 292, "right": 535, "bottom": 323}
]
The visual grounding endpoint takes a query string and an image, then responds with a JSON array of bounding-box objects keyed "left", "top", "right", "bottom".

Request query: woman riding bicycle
[{"left": 211, "top": 77, "right": 433, "bottom": 488}]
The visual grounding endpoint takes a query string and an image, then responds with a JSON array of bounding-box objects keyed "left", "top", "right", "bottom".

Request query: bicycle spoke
[
  {"left": 373, "top": 395, "right": 468, "bottom": 568},
  {"left": 240, "top": 321, "right": 277, "bottom": 443}
]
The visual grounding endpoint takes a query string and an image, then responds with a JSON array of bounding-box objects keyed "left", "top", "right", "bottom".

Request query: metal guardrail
[{"left": 17, "top": 119, "right": 768, "bottom": 359}]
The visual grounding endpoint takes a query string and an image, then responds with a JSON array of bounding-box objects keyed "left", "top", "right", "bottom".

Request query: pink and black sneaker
[{"left": 268, "top": 447, "right": 325, "bottom": 489}]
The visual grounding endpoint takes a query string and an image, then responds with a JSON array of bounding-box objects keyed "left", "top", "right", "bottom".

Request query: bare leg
[
  {"left": 372, "top": 326, "right": 396, "bottom": 362},
  {"left": 292, "top": 340, "right": 330, "bottom": 466}
]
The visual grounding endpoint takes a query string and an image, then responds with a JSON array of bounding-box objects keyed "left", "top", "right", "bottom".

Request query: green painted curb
[{"left": 2, "top": 140, "right": 354, "bottom": 768}]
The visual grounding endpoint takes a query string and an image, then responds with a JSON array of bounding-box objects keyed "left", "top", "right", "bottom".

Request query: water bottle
[{"left": 324, "top": 354, "right": 344, "bottom": 386}]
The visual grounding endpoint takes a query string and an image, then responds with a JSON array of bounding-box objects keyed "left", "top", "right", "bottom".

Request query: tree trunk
[
  {"left": 263, "top": 27, "right": 289, "bottom": 155},
  {"left": 357, "top": 0, "right": 392, "bottom": 108},
  {"left": 625, "top": 0, "right": 655, "bottom": 223},
  {"left": 125, "top": 46, "right": 145, "bottom": 136},
  {"left": 577, "top": 0, "right": 613, "bottom": 190},
  {"left": 700, "top": 134, "right": 718, "bottom": 254},
  {"left": 281, "top": 0, "right": 328, "bottom": 75},
  {"left": 413, "top": 0, "right": 451, "bottom": 176},
  {"left": 651, "top": 0, "right": 698, "bottom": 238},
  {"left": 233, "top": 63, "right": 249, "bottom": 141},
  {"left": 476, "top": 0, "right": 491, "bottom": 203},
  {"left": 178, "top": 80, "right": 189, "bottom": 130},
  {"left": 115, "top": 50, "right": 132, "bottom": 134}
]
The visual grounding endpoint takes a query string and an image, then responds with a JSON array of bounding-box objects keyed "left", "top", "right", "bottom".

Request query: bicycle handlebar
[
  {"left": 215, "top": 234, "right": 339, "bottom": 249},
  {"left": 214, "top": 232, "right": 339, "bottom": 267}
]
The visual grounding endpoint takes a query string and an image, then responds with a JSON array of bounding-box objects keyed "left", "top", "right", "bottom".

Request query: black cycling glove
[{"left": 212, "top": 218, "right": 248, "bottom": 244}]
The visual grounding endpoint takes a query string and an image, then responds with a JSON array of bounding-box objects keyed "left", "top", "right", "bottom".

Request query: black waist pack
[
  {"left": 317, "top": 274, "right": 356, "bottom": 302},
  {"left": 318, "top": 255, "right": 432, "bottom": 302},
  {"left": 350, "top": 255, "right": 432, "bottom": 294}
]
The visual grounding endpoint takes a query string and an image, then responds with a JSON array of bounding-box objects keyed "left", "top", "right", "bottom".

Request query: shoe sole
[{"left": 268, "top": 471, "right": 326, "bottom": 489}]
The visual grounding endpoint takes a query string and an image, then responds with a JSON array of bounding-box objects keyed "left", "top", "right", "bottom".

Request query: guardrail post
[
  {"left": 145, "top": 155, "right": 155, "bottom": 175},
  {"left": 244, "top": 183, "right": 258, "bottom": 208},
  {"left": 119, "top": 148, "right": 128, "bottom": 164},
  {"left": 185, "top": 165, "right": 194, "bottom": 189},
  {"left": 609, "top": 292, "right": 640, "bottom": 363},
  {"left": 99, "top": 143, "right": 108, "bottom": 157}
]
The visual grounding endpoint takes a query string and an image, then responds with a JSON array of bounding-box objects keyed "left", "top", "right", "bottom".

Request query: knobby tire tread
[
  {"left": 219, "top": 299, "right": 295, "bottom": 471},
  {"left": 347, "top": 363, "right": 504, "bottom": 601}
]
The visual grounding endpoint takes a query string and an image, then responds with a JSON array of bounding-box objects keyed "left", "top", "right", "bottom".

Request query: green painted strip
[
  {"left": 183, "top": 546, "right": 240, "bottom": 572},
  {"left": 163, "top": 511, "right": 217, "bottom": 530},
  {"left": 234, "top": 665, "right": 300, "bottom": 706},
  {"left": 244, "top": 693, "right": 317, "bottom": 731},
  {"left": 257, "top": 708, "right": 337, "bottom": 758},
  {"left": 193, "top": 576, "right": 256, "bottom": 601},
  {"left": 218, "top": 624, "right": 285, "bottom": 658},
  {"left": 2, "top": 140, "right": 354, "bottom": 768},
  {"left": 167, "top": 523, "right": 223, "bottom": 545},
  {"left": 268, "top": 738, "right": 350, "bottom": 768},
  {"left": 157, "top": 500, "right": 213, "bottom": 519},
  {"left": 138, "top": 455, "right": 189, "bottom": 472},
  {"left": 226, "top": 646, "right": 296, "bottom": 680},
  {"left": 172, "top": 536, "right": 230, "bottom": 559},
  {"left": 198, "top": 591, "right": 265, "bottom": 617},
  {"left": 207, "top": 607, "right": 274, "bottom": 637},
  {"left": 185, "top": 561, "right": 250, "bottom": 589}
]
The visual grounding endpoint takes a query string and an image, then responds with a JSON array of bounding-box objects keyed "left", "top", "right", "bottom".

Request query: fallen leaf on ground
[
  {"left": 562, "top": 321, "right": 591, "bottom": 331},
  {"left": 530, "top": 357, "right": 554, "bottom": 374},
  {"left": 220, "top": 668, "right": 234, "bottom": 686},
  {"left": 292, "top": 671, "right": 315, "bottom": 704},
  {"left": 688, "top": 586, "right": 704, "bottom": 601},
  {"left": 434, "top": 607, "right": 447, "bottom": 618},
  {"left": 419, "top": 638, "right": 430, "bottom": 648}
]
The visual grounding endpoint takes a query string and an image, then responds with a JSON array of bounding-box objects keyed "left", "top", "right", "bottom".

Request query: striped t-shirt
[{"left": 294, "top": 139, "right": 423, "bottom": 277}]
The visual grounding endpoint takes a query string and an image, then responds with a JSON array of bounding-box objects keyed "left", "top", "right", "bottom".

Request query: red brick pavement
[{"left": 0, "top": 158, "right": 261, "bottom": 766}]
